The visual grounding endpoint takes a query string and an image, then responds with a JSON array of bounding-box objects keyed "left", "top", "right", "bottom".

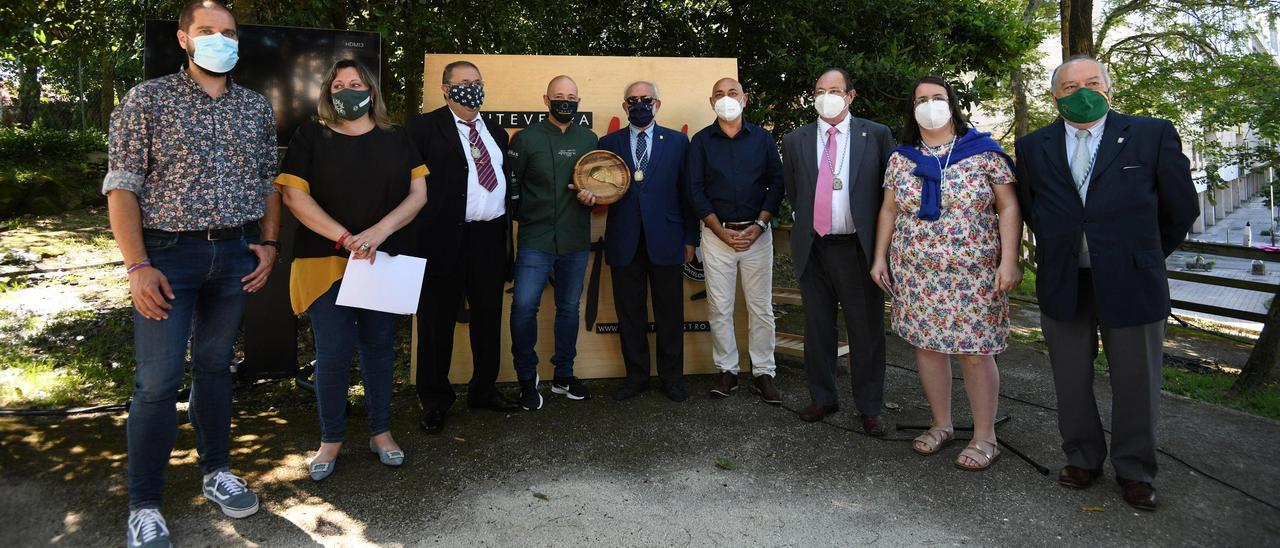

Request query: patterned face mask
[
  {"left": 331, "top": 89, "right": 372, "bottom": 121},
  {"left": 447, "top": 83, "right": 484, "bottom": 110}
]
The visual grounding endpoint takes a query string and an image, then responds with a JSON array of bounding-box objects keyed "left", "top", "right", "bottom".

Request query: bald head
[
  {"left": 546, "top": 75, "right": 579, "bottom": 99},
  {"left": 710, "top": 77, "right": 746, "bottom": 113}
]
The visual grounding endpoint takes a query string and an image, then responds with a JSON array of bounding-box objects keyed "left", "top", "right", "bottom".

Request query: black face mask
[{"left": 549, "top": 99, "right": 578, "bottom": 124}]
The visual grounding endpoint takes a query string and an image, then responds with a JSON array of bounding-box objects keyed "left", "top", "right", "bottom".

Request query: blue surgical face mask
[{"left": 189, "top": 33, "right": 239, "bottom": 74}]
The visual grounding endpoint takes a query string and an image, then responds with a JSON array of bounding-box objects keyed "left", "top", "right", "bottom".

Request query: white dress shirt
[
  {"left": 1065, "top": 113, "right": 1107, "bottom": 267},
  {"left": 816, "top": 115, "right": 855, "bottom": 234},
  {"left": 452, "top": 110, "right": 507, "bottom": 222}
]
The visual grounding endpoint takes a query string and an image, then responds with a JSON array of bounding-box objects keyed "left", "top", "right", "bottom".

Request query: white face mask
[
  {"left": 914, "top": 100, "right": 952, "bottom": 130},
  {"left": 814, "top": 92, "right": 846, "bottom": 119},
  {"left": 713, "top": 96, "right": 743, "bottom": 122}
]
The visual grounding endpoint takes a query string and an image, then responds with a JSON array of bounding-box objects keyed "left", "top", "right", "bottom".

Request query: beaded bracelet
[{"left": 126, "top": 259, "right": 152, "bottom": 274}]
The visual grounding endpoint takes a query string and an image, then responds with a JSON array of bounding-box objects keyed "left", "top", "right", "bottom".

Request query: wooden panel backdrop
[{"left": 410, "top": 54, "right": 748, "bottom": 383}]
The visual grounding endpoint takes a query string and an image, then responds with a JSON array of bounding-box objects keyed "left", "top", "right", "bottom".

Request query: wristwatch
[{"left": 753, "top": 219, "right": 768, "bottom": 231}]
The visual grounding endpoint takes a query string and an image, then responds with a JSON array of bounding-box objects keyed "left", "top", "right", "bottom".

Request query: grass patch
[
  {"left": 1013, "top": 266, "right": 1037, "bottom": 300},
  {"left": 1162, "top": 367, "right": 1280, "bottom": 421},
  {"left": 0, "top": 307, "right": 137, "bottom": 407}
]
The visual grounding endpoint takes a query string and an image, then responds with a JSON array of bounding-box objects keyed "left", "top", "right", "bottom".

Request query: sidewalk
[
  {"left": 1170, "top": 195, "right": 1280, "bottom": 331},
  {"left": 2, "top": 326, "right": 1276, "bottom": 546}
]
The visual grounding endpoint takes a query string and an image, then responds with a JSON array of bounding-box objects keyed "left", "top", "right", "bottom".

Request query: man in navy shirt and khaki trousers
[{"left": 687, "top": 77, "right": 785, "bottom": 404}]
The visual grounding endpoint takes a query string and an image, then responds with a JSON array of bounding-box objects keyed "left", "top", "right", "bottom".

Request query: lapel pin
[
  {"left": 861, "top": 132, "right": 867, "bottom": 137},
  {"left": 1118, "top": 137, "right": 1125, "bottom": 143}
]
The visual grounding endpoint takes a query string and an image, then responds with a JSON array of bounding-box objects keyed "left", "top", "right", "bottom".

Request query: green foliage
[
  {"left": 1163, "top": 366, "right": 1280, "bottom": 421},
  {"left": 0, "top": 128, "right": 108, "bottom": 219},
  {"left": 1099, "top": 0, "right": 1280, "bottom": 175},
  {"left": 3, "top": 0, "right": 1045, "bottom": 143},
  {"left": 0, "top": 127, "right": 106, "bottom": 166}
]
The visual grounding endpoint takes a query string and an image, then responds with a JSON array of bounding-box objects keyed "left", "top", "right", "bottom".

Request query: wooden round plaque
[{"left": 573, "top": 150, "right": 631, "bottom": 205}]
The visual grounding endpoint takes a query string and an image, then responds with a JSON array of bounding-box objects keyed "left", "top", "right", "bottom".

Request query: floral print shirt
[{"left": 102, "top": 69, "right": 277, "bottom": 231}]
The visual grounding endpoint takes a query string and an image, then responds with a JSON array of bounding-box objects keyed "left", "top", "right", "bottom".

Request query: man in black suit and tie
[
  {"left": 406, "top": 60, "right": 520, "bottom": 435},
  {"left": 781, "top": 68, "right": 896, "bottom": 435},
  {"left": 1015, "top": 55, "right": 1198, "bottom": 511}
]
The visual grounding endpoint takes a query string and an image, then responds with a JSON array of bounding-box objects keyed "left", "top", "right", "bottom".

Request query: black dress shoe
[
  {"left": 613, "top": 383, "right": 647, "bottom": 401},
  {"left": 798, "top": 403, "right": 839, "bottom": 422},
  {"left": 861, "top": 415, "right": 888, "bottom": 437},
  {"left": 1058, "top": 465, "right": 1103, "bottom": 489},
  {"left": 663, "top": 382, "right": 689, "bottom": 402},
  {"left": 1118, "top": 479, "right": 1157, "bottom": 511},
  {"left": 752, "top": 375, "right": 782, "bottom": 405},
  {"left": 419, "top": 410, "right": 445, "bottom": 434},
  {"left": 709, "top": 372, "right": 738, "bottom": 398},
  {"left": 468, "top": 394, "right": 521, "bottom": 412}
]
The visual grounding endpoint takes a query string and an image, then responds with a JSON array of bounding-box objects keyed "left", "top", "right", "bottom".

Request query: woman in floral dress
[{"left": 870, "top": 76, "right": 1023, "bottom": 471}]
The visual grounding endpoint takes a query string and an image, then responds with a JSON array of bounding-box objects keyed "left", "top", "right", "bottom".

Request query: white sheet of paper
[{"left": 335, "top": 252, "right": 427, "bottom": 315}]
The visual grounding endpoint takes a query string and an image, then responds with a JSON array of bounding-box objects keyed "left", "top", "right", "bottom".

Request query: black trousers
[
  {"left": 610, "top": 235, "right": 684, "bottom": 387},
  {"left": 798, "top": 234, "right": 887, "bottom": 415},
  {"left": 416, "top": 217, "right": 507, "bottom": 413}
]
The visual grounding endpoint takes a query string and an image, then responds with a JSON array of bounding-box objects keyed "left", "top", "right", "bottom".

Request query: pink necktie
[{"left": 814, "top": 126, "right": 838, "bottom": 236}]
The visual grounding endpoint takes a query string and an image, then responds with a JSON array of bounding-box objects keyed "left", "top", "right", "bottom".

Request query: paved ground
[
  {"left": 2, "top": 328, "right": 1277, "bottom": 547},
  {"left": 1171, "top": 195, "right": 1280, "bottom": 331}
]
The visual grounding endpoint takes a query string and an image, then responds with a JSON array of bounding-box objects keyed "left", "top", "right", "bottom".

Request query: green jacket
[{"left": 507, "top": 120, "right": 599, "bottom": 255}]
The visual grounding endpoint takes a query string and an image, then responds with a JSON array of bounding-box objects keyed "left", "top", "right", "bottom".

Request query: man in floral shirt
[{"left": 102, "top": 2, "right": 279, "bottom": 546}]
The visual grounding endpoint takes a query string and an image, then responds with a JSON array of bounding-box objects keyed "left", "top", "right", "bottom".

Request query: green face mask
[
  {"left": 331, "top": 88, "right": 372, "bottom": 121},
  {"left": 1056, "top": 87, "right": 1110, "bottom": 124}
]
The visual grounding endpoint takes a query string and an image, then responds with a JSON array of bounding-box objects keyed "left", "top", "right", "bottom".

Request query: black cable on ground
[{"left": 882, "top": 361, "right": 1280, "bottom": 513}]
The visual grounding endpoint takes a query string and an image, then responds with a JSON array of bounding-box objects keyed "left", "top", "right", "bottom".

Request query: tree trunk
[
  {"left": 99, "top": 54, "right": 115, "bottom": 131},
  {"left": 1230, "top": 285, "right": 1280, "bottom": 395},
  {"left": 401, "top": 40, "right": 421, "bottom": 120},
  {"left": 1061, "top": 0, "right": 1095, "bottom": 61},
  {"left": 1011, "top": 69, "right": 1031, "bottom": 138},
  {"left": 16, "top": 55, "right": 40, "bottom": 128},
  {"left": 1011, "top": 0, "right": 1047, "bottom": 139},
  {"left": 330, "top": 0, "right": 349, "bottom": 31}
]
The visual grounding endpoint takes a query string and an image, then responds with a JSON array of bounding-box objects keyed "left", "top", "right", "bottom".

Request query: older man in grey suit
[{"left": 782, "top": 67, "right": 896, "bottom": 434}]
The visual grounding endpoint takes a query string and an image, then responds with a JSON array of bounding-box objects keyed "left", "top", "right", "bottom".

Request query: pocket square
[{"left": 1122, "top": 165, "right": 1143, "bottom": 170}]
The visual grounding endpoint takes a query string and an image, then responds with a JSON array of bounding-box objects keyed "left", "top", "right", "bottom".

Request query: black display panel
[
  {"left": 144, "top": 20, "right": 382, "bottom": 146},
  {"left": 142, "top": 22, "right": 382, "bottom": 382}
]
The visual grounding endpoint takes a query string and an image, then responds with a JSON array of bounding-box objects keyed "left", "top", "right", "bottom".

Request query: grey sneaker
[
  {"left": 127, "top": 508, "right": 171, "bottom": 548},
  {"left": 202, "top": 469, "right": 259, "bottom": 518}
]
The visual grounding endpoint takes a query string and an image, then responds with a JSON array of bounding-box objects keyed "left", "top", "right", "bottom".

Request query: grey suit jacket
[{"left": 782, "top": 116, "right": 896, "bottom": 278}]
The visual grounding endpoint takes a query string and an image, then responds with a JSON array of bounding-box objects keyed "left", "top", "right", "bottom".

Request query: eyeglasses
[
  {"left": 449, "top": 79, "right": 483, "bottom": 87},
  {"left": 913, "top": 95, "right": 948, "bottom": 106},
  {"left": 625, "top": 96, "right": 655, "bottom": 105}
]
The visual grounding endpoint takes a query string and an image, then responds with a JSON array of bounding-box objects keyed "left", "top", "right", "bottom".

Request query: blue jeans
[
  {"left": 127, "top": 228, "right": 257, "bottom": 510},
  {"left": 509, "top": 248, "right": 589, "bottom": 381},
  {"left": 308, "top": 280, "right": 396, "bottom": 443}
]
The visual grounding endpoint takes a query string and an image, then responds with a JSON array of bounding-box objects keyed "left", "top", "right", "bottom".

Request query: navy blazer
[
  {"left": 597, "top": 124, "right": 698, "bottom": 267},
  {"left": 1015, "top": 111, "right": 1199, "bottom": 327}
]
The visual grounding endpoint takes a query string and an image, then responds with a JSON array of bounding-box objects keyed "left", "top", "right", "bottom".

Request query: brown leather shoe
[
  {"left": 1058, "top": 465, "right": 1103, "bottom": 489},
  {"left": 798, "top": 403, "right": 839, "bottom": 422},
  {"left": 752, "top": 375, "right": 782, "bottom": 405},
  {"left": 709, "top": 371, "right": 738, "bottom": 398},
  {"left": 861, "top": 415, "right": 887, "bottom": 437},
  {"left": 1118, "top": 479, "right": 1157, "bottom": 511}
]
